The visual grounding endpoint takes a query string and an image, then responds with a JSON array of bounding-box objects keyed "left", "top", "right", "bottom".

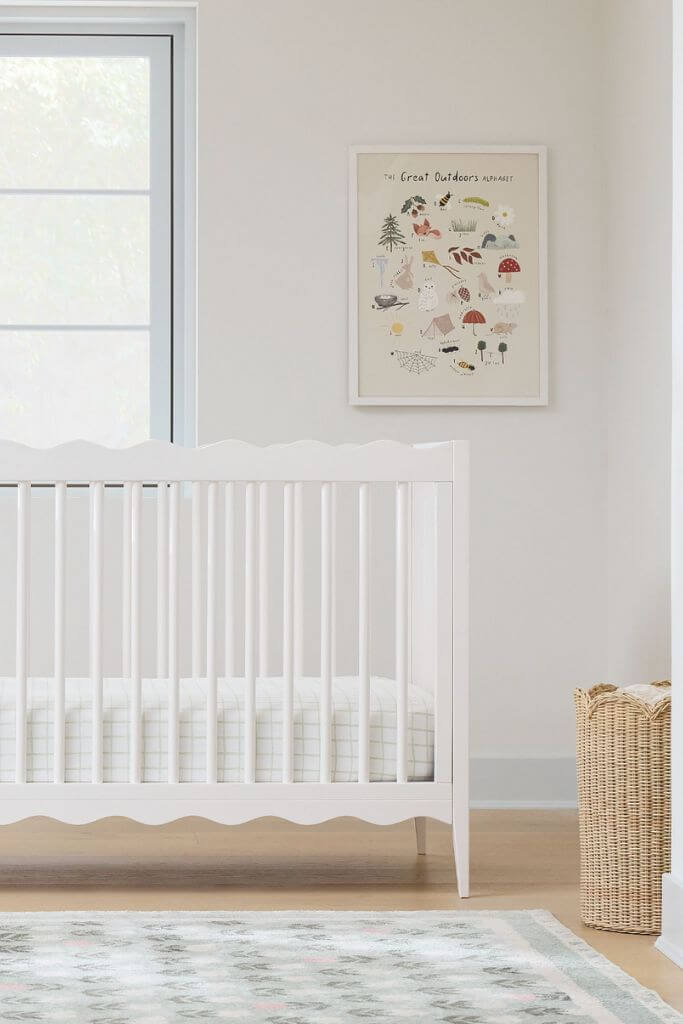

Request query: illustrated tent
[{"left": 421, "top": 314, "right": 456, "bottom": 339}]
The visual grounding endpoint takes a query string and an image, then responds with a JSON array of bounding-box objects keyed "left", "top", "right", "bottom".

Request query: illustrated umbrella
[{"left": 462, "top": 309, "right": 486, "bottom": 336}]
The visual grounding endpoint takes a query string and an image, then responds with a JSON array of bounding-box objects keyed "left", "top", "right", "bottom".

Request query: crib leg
[
  {"left": 452, "top": 799, "right": 470, "bottom": 898},
  {"left": 414, "top": 816, "right": 427, "bottom": 855}
]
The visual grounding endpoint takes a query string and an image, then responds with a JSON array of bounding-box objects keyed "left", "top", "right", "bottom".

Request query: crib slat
[
  {"left": 130, "top": 481, "right": 143, "bottom": 784},
  {"left": 244, "top": 481, "right": 258, "bottom": 783},
  {"left": 168, "top": 481, "right": 180, "bottom": 784},
  {"left": 224, "top": 481, "right": 235, "bottom": 678},
  {"left": 282, "top": 482, "right": 294, "bottom": 783},
  {"left": 90, "top": 481, "right": 104, "bottom": 784},
  {"left": 293, "top": 481, "right": 304, "bottom": 678},
  {"left": 434, "top": 482, "right": 453, "bottom": 784},
  {"left": 358, "top": 482, "right": 370, "bottom": 785},
  {"left": 395, "top": 482, "right": 409, "bottom": 785},
  {"left": 156, "top": 482, "right": 169, "bottom": 679},
  {"left": 259, "top": 481, "right": 270, "bottom": 677},
  {"left": 122, "top": 481, "right": 132, "bottom": 677},
  {"left": 53, "top": 482, "right": 66, "bottom": 784},
  {"left": 15, "top": 482, "right": 30, "bottom": 785},
  {"left": 191, "top": 481, "right": 203, "bottom": 679},
  {"left": 206, "top": 480, "right": 218, "bottom": 783},
  {"left": 319, "top": 482, "right": 332, "bottom": 784}
]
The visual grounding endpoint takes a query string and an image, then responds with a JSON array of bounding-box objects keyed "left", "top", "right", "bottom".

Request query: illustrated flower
[{"left": 493, "top": 204, "right": 515, "bottom": 229}]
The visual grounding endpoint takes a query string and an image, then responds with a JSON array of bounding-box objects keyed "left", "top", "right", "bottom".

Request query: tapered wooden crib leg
[
  {"left": 452, "top": 801, "right": 470, "bottom": 898},
  {"left": 414, "top": 816, "right": 427, "bottom": 855}
]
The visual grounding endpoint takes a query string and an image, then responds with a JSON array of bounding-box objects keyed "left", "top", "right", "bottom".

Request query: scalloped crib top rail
[{"left": 0, "top": 439, "right": 465, "bottom": 483}]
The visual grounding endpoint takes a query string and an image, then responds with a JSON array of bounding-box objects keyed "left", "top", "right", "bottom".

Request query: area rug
[{"left": 0, "top": 910, "right": 679, "bottom": 1023}]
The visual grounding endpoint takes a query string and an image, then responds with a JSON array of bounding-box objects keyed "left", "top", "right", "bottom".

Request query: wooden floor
[{"left": 0, "top": 810, "right": 680, "bottom": 1012}]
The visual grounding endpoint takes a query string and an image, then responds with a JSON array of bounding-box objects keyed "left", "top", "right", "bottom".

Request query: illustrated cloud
[{"left": 494, "top": 288, "right": 525, "bottom": 304}]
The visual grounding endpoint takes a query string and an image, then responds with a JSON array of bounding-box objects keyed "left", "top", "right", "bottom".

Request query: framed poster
[{"left": 349, "top": 145, "right": 547, "bottom": 405}]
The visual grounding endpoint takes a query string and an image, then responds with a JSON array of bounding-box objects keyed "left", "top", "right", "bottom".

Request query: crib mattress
[{"left": 0, "top": 676, "right": 434, "bottom": 784}]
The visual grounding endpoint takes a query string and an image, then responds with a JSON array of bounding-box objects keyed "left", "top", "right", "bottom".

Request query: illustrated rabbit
[{"left": 392, "top": 255, "right": 414, "bottom": 291}]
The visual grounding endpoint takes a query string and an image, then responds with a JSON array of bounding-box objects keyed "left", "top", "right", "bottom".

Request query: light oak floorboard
[{"left": 0, "top": 810, "right": 679, "bottom": 1011}]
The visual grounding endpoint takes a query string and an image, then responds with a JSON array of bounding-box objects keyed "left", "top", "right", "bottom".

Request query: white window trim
[{"left": 0, "top": 3, "right": 198, "bottom": 446}]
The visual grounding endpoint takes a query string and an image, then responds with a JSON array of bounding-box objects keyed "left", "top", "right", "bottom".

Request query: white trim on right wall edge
[
  {"left": 656, "top": 874, "right": 683, "bottom": 967},
  {"left": 668, "top": 0, "right": 683, "bottom": 969}
]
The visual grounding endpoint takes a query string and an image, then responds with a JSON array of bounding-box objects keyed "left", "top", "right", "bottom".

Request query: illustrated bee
[
  {"left": 436, "top": 191, "right": 453, "bottom": 210},
  {"left": 452, "top": 360, "right": 475, "bottom": 374}
]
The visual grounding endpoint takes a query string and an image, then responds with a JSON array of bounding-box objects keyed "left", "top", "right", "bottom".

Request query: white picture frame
[{"left": 348, "top": 145, "right": 548, "bottom": 406}]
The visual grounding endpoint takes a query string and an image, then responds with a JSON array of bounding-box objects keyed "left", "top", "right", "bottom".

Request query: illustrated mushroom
[
  {"left": 457, "top": 286, "right": 470, "bottom": 304},
  {"left": 498, "top": 256, "right": 521, "bottom": 285},
  {"left": 461, "top": 309, "right": 486, "bottom": 336}
]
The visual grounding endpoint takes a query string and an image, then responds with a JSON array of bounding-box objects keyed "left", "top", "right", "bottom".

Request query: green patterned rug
[{"left": 0, "top": 910, "right": 679, "bottom": 1023}]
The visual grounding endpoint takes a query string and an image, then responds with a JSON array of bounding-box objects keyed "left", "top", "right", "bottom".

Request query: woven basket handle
[
  {"left": 587, "top": 683, "right": 617, "bottom": 698},
  {"left": 587, "top": 681, "right": 670, "bottom": 699}
]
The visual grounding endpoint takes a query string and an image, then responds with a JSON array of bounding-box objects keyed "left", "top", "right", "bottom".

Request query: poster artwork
[{"left": 349, "top": 147, "right": 547, "bottom": 405}]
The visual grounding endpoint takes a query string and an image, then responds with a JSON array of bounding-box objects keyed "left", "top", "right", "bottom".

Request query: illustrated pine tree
[
  {"left": 498, "top": 341, "right": 508, "bottom": 364},
  {"left": 477, "top": 339, "right": 487, "bottom": 361},
  {"left": 378, "top": 214, "right": 406, "bottom": 253}
]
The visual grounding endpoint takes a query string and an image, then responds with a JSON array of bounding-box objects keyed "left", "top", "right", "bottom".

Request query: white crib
[{"left": 0, "top": 439, "right": 470, "bottom": 897}]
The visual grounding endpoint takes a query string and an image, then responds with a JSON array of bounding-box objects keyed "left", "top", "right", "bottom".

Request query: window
[{"left": 0, "top": 18, "right": 195, "bottom": 446}]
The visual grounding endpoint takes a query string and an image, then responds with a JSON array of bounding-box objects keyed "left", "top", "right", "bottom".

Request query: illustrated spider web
[{"left": 393, "top": 349, "right": 438, "bottom": 374}]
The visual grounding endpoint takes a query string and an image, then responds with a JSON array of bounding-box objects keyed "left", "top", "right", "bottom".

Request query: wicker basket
[{"left": 573, "top": 682, "right": 671, "bottom": 934}]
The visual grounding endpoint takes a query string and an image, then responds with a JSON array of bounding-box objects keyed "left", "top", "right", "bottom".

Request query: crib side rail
[
  {"left": 0, "top": 438, "right": 452, "bottom": 484},
  {"left": 1, "top": 439, "right": 467, "bottom": 791}
]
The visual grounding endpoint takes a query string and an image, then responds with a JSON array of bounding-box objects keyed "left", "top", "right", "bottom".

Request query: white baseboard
[
  {"left": 471, "top": 757, "right": 576, "bottom": 807},
  {"left": 471, "top": 799, "right": 577, "bottom": 810},
  {"left": 656, "top": 874, "right": 683, "bottom": 968},
  {"left": 655, "top": 936, "right": 683, "bottom": 969}
]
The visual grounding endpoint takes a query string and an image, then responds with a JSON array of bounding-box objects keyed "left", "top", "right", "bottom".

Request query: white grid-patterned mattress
[{"left": 0, "top": 676, "right": 435, "bottom": 783}]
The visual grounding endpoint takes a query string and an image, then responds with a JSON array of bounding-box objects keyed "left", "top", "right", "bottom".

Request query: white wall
[
  {"left": 604, "top": 0, "right": 672, "bottom": 685},
  {"left": 10, "top": 0, "right": 670, "bottom": 805},
  {"left": 196, "top": 0, "right": 608, "bottom": 794},
  {"left": 602, "top": 0, "right": 677, "bottom": 959}
]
